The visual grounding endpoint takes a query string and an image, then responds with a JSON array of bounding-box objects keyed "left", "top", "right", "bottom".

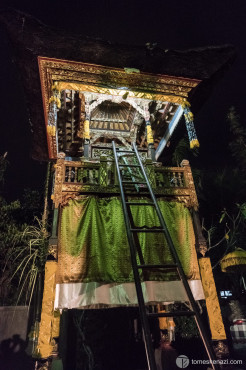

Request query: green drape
[{"left": 57, "top": 196, "right": 199, "bottom": 284}]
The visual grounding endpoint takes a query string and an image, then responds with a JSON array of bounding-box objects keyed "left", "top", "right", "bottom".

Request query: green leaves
[
  {"left": 8, "top": 218, "right": 49, "bottom": 306},
  {"left": 227, "top": 106, "right": 246, "bottom": 173},
  {"left": 0, "top": 155, "right": 45, "bottom": 305},
  {"left": 219, "top": 211, "right": 226, "bottom": 224},
  {"left": 239, "top": 203, "right": 246, "bottom": 219},
  {"left": 172, "top": 137, "right": 199, "bottom": 167}
]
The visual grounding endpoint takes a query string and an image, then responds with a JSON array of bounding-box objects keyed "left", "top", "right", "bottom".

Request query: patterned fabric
[
  {"left": 230, "top": 320, "right": 246, "bottom": 343},
  {"left": 56, "top": 196, "right": 200, "bottom": 284}
]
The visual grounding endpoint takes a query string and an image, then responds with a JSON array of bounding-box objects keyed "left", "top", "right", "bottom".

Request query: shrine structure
[{"left": 1, "top": 9, "right": 236, "bottom": 370}]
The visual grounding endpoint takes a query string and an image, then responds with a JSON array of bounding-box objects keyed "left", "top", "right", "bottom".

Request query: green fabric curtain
[{"left": 57, "top": 196, "right": 199, "bottom": 284}]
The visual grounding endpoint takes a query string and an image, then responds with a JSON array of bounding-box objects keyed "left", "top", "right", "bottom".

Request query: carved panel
[
  {"left": 199, "top": 258, "right": 227, "bottom": 340},
  {"left": 181, "top": 160, "right": 199, "bottom": 210},
  {"left": 53, "top": 154, "right": 65, "bottom": 207}
]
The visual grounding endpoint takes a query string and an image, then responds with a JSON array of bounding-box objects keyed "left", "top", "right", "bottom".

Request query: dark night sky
[{"left": 0, "top": 0, "right": 246, "bottom": 200}]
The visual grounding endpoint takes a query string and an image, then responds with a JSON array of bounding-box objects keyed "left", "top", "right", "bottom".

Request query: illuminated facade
[
  {"left": 37, "top": 57, "right": 226, "bottom": 360},
  {"left": 0, "top": 9, "right": 236, "bottom": 368}
]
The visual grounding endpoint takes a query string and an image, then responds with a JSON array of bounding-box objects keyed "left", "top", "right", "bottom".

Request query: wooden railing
[
  {"left": 64, "top": 163, "right": 101, "bottom": 185},
  {"left": 52, "top": 155, "right": 198, "bottom": 209},
  {"left": 63, "top": 161, "right": 188, "bottom": 187}
]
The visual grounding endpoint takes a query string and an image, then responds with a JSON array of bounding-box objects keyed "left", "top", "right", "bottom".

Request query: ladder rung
[
  {"left": 119, "top": 164, "right": 141, "bottom": 167},
  {"left": 137, "top": 264, "right": 178, "bottom": 270},
  {"left": 148, "top": 311, "right": 195, "bottom": 318},
  {"left": 125, "top": 202, "right": 154, "bottom": 206},
  {"left": 130, "top": 228, "right": 164, "bottom": 233},
  {"left": 116, "top": 150, "right": 134, "bottom": 153},
  {"left": 125, "top": 191, "right": 149, "bottom": 195},
  {"left": 122, "top": 181, "right": 147, "bottom": 185}
]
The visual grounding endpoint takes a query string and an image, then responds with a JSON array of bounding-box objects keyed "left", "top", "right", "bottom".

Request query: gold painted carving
[
  {"left": 83, "top": 120, "right": 90, "bottom": 140},
  {"left": 36, "top": 261, "right": 60, "bottom": 358},
  {"left": 61, "top": 192, "right": 81, "bottom": 207},
  {"left": 58, "top": 82, "right": 187, "bottom": 104},
  {"left": 48, "top": 243, "right": 58, "bottom": 260},
  {"left": 52, "top": 309, "right": 60, "bottom": 338},
  {"left": 199, "top": 258, "right": 226, "bottom": 340},
  {"left": 77, "top": 92, "right": 86, "bottom": 138},
  {"left": 213, "top": 340, "right": 229, "bottom": 359},
  {"left": 53, "top": 153, "right": 65, "bottom": 207},
  {"left": 38, "top": 57, "right": 201, "bottom": 160},
  {"left": 53, "top": 158, "right": 199, "bottom": 206},
  {"left": 46, "top": 128, "right": 58, "bottom": 160},
  {"left": 191, "top": 210, "right": 208, "bottom": 256},
  {"left": 181, "top": 160, "right": 198, "bottom": 210},
  {"left": 38, "top": 57, "right": 200, "bottom": 91},
  {"left": 146, "top": 124, "right": 154, "bottom": 144},
  {"left": 196, "top": 239, "right": 208, "bottom": 257}
]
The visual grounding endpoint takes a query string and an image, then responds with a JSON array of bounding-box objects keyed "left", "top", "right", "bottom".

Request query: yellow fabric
[
  {"left": 36, "top": 261, "right": 59, "bottom": 358},
  {"left": 220, "top": 248, "right": 246, "bottom": 272},
  {"left": 199, "top": 258, "right": 226, "bottom": 340}
]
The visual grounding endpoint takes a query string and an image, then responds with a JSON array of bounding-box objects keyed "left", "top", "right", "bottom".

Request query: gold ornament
[
  {"left": 84, "top": 120, "right": 90, "bottom": 140},
  {"left": 199, "top": 258, "right": 226, "bottom": 340},
  {"left": 220, "top": 248, "right": 246, "bottom": 273},
  {"left": 146, "top": 124, "right": 154, "bottom": 144},
  {"left": 35, "top": 261, "right": 60, "bottom": 358}
]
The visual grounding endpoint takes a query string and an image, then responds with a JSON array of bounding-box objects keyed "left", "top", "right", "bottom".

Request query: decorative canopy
[
  {"left": 0, "top": 9, "right": 236, "bottom": 160},
  {"left": 220, "top": 248, "right": 246, "bottom": 273}
]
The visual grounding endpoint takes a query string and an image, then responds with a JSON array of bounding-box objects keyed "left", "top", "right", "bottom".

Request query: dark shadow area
[{"left": 0, "top": 334, "right": 34, "bottom": 370}]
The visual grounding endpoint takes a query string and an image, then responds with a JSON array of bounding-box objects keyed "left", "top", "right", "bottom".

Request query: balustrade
[
  {"left": 155, "top": 168, "right": 185, "bottom": 188},
  {"left": 52, "top": 154, "right": 197, "bottom": 208},
  {"left": 62, "top": 160, "right": 188, "bottom": 190},
  {"left": 64, "top": 164, "right": 100, "bottom": 184}
]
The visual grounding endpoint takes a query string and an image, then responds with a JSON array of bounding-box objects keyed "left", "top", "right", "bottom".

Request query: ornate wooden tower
[{"left": 1, "top": 9, "right": 235, "bottom": 370}]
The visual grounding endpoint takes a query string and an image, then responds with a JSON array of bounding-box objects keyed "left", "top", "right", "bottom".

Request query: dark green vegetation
[
  {"left": 200, "top": 107, "right": 246, "bottom": 270},
  {"left": 0, "top": 154, "right": 48, "bottom": 306}
]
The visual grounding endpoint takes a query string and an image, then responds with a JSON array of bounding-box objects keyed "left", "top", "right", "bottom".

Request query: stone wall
[{"left": 0, "top": 306, "right": 29, "bottom": 343}]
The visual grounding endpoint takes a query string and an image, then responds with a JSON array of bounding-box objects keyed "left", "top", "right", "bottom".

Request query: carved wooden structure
[
  {"left": 1, "top": 8, "right": 236, "bottom": 364},
  {"left": 36, "top": 51, "right": 228, "bottom": 363}
]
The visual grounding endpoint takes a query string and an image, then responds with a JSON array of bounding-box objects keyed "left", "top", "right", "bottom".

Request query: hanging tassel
[{"left": 182, "top": 100, "right": 200, "bottom": 149}]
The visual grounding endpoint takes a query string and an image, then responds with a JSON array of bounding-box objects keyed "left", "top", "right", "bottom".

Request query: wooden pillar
[
  {"left": 83, "top": 117, "right": 90, "bottom": 158},
  {"left": 78, "top": 92, "right": 91, "bottom": 158},
  {"left": 35, "top": 261, "right": 60, "bottom": 359},
  {"left": 84, "top": 94, "right": 91, "bottom": 158},
  {"left": 181, "top": 160, "right": 228, "bottom": 356},
  {"left": 34, "top": 155, "right": 65, "bottom": 362}
]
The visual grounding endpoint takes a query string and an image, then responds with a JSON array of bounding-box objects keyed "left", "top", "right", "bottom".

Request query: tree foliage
[
  {"left": 200, "top": 107, "right": 246, "bottom": 294},
  {"left": 0, "top": 153, "right": 45, "bottom": 305},
  {"left": 227, "top": 106, "right": 246, "bottom": 173}
]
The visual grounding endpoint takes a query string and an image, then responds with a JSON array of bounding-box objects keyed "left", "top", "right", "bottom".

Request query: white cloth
[{"left": 54, "top": 279, "right": 204, "bottom": 309}]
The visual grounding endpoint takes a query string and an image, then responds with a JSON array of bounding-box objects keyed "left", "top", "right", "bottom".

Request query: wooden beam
[{"left": 155, "top": 105, "right": 183, "bottom": 161}]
